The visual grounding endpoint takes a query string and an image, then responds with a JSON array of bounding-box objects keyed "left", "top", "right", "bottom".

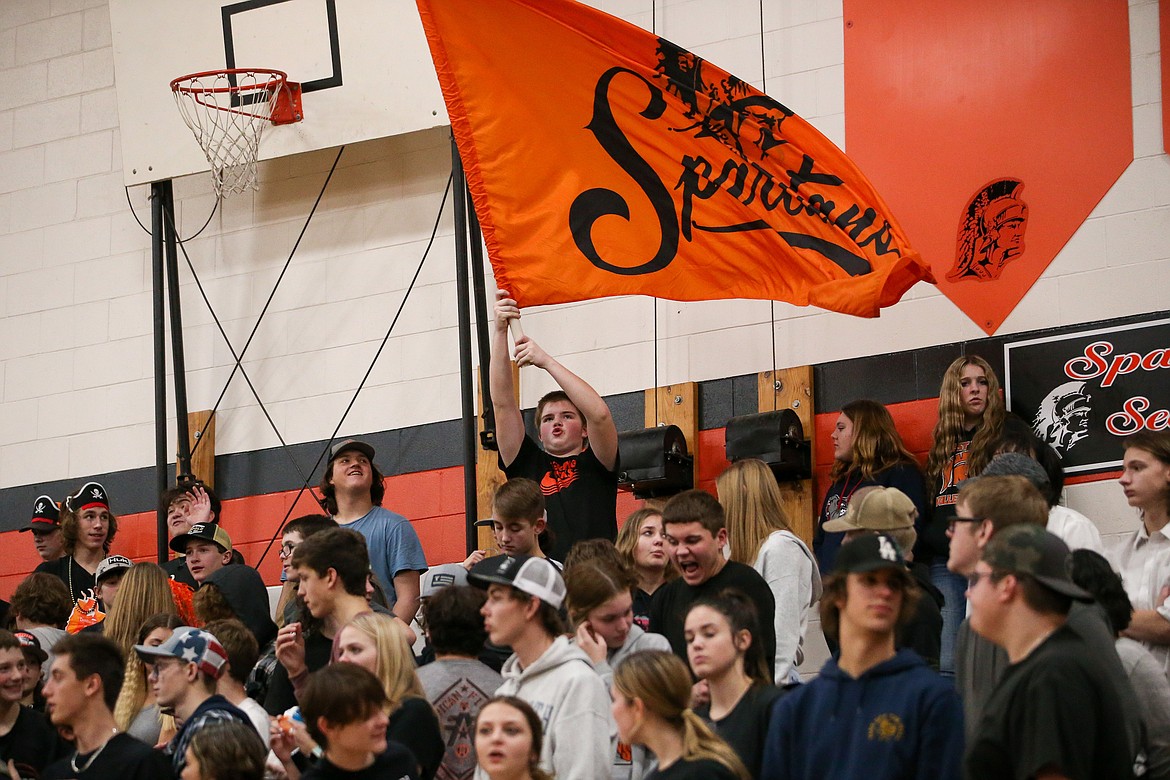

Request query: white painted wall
[{"left": 0, "top": 0, "right": 1164, "bottom": 560}]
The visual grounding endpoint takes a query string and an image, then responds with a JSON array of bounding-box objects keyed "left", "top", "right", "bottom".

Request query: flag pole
[
  {"left": 451, "top": 137, "right": 480, "bottom": 556},
  {"left": 466, "top": 188, "right": 498, "bottom": 451}
]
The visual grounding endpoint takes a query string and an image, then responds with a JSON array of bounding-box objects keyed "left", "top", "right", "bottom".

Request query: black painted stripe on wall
[{"left": 2, "top": 308, "right": 1164, "bottom": 532}]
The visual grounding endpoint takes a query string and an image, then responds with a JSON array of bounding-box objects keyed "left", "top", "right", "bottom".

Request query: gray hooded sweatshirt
[
  {"left": 492, "top": 635, "right": 613, "bottom": 780},
  {"left": 577, "top": 624, "right": 670, "bottom": 780}
]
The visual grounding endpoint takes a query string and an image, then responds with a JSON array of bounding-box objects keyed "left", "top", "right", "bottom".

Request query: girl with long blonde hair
[
  {"left": 103, "top": 562, "right": 178, "bottom": 657},
  {"left": 612, "top": 650, "right": 749, "bottom": 780},
  {"left": 923, "top": 354, "right": 1005, "bottom": 676},
  {"left": 717, "top": 459, "right": 821, "bottom": 683},
  {"left": 115, "top": 612, "right": 183, "bottom": 745},
  {"left": 815, "top": 399, "right": 927, "bottom": 572},
  {"left": 334, "top": 612, "right": 444, "bottom": 780}
]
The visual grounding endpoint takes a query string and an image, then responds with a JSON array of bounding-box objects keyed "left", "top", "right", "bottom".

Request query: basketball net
[{"left": 171, "top": 69, "right": 299, "bottom": 199}]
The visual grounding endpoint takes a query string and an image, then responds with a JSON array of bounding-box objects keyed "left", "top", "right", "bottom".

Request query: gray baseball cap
[
  {"left": 329, "top": 439, "right": 375, "bottom": 462},
  {"left": 965, "top": 452, "right": 1049, "bottom": 491},
  {"left": 421, "top": 563, "right": 469, "bottom": 598},
  {"left": 468, "top": 555, "right": 566, "bottom": 609}
]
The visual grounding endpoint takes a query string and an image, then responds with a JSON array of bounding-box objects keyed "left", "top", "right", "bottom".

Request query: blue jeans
[{"left": 930, "top": 562, "right": 967, "bottom": 677}]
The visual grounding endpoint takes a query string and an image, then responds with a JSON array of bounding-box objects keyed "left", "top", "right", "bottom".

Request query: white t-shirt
[
  {"left": 237, "top": 696, "right": 270, "bottom": 739},
  {"left": 1108, "top": 525, "right": 1170, "bottom": 680},
  {"left": 1046, "top": 505, "right": 1103, "bottom": 553}
]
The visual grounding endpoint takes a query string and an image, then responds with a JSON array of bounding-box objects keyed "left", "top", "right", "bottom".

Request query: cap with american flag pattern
[{"left": 133, "top": 626, "right": 228, "bottom": 679}]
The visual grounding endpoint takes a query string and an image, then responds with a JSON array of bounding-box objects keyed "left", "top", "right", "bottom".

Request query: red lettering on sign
[
  {"left": 1065, "top": 340, "right": 1170, "bottom": 388},
  {"left": 1065, "top": 341, "right": 1112, "bottom": 380},
  {"left": 1106, "top": 396, "right": 1170, "bottom": 435},
  {"left": 1141, "top": 348, "right": 1170, "bottom": 371}
]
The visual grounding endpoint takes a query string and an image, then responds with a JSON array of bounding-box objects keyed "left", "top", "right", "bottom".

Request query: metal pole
[
  {"left": 451, "top": 139, "right": 479, "bottom": 555},
  {"left": 161, "top": 180, "right": 193, "bottom": 481},
  {"left": 151, "top": 183, "right": 169, "bottom": 564},
  {"left": 466, "top": 187, "right": 497, "bottom": 450}
]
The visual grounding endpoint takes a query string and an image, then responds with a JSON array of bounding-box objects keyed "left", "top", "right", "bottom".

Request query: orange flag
[{"left": 417, "top": 0, "right": 933, "bottom": 317}]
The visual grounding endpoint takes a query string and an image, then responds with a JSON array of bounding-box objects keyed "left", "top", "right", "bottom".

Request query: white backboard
[{"left": 109, "top": 0, "right": 449, "bottom": 186}]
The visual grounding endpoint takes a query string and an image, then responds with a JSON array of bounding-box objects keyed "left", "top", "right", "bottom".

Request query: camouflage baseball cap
[{"left": 981, "top": 525, "right": 1092, "bottom": 601}]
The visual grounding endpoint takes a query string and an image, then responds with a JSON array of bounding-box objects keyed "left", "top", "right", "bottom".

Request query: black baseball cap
[
  {"left": 833, "top": 532, "right": 914, "bottom": 585},
  {"left": 170, "top": 522, "right": 233, "bottom": 554},
  {"left": 14, "top": 631, "right": 47, "bottom": 665}
]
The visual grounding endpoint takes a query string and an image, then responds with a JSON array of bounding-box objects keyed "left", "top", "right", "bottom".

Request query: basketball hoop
[{"left": 170, "top": 68, "right": 303, "bottom": 198}]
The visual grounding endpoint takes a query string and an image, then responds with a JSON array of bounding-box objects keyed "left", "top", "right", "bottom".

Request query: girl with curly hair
[{"left": 923, "top": 355, "right": 1005, "bottom": 675}]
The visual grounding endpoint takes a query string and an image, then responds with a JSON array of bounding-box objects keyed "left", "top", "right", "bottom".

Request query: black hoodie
[{"left": 205, "top": 565, "right": 278, "bottom": 647}]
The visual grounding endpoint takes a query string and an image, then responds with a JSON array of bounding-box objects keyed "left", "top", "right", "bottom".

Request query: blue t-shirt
[{"left": 339, "top": 505, "right": 428, "bottom": 609}]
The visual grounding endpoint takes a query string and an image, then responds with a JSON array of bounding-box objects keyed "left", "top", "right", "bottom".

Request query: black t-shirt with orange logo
[
  {"left": 921, "top": 429, "right": 976, "bottom": 564},
  {"left": 502, "top": 435, "right": 618, "bottom": 562}
]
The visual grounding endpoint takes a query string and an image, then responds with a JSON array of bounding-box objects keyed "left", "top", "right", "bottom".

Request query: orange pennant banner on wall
[
  {"left": 844, "top": 0, "right": 1132, "bottom": 335},
  {"left": 416, "top": 0, "right": 933, "bottom": 318}
]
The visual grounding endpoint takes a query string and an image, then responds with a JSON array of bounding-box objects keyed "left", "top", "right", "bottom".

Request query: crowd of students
[{"left": 1, "top": 300, "right": 1168, "bottom": 780}]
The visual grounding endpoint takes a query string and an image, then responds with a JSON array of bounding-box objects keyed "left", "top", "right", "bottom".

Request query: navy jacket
[{"left": 761, "top": 649, "right": 964, "bottom": 780}]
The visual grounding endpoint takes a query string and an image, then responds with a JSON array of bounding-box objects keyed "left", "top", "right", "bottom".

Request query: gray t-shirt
[
  {"left": 127, "top": 702, "right": 162, "bottom": 746},
  {"left": 418, "top": 658, "right": 503, "bottom": 780},
  {"left": 1116, "top": 637, "right": 1170, "bottom": 780}
]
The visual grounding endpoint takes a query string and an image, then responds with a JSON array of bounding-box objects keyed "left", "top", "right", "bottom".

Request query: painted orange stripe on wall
[{"left": 2, "top": 395, "right": 1119, "bottom": 600}]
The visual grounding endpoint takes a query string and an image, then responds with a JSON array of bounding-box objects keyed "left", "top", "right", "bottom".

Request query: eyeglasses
[
  {"left": 947, "top": 516, "right": 985, "bottom": 533},
  {"left": 279, "top": 542, "right": 297, "bottom": 558},
  {"left": 147, "top": 659, "right": 182, "bottom": 679},
  {"left": 967, "top": 570, "right": 1000, "bottom": 587}
]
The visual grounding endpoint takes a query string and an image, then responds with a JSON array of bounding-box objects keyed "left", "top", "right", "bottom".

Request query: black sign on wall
[{"left": 1004, "top": 318, "right": 1170, "bottom": 475}]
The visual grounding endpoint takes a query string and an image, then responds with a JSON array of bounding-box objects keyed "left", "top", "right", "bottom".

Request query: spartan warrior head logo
[
  {"left": 949, "top": 178, "right": 1028, "bottom": 283},
  {"left": 1033, "top": 380, "right": 1092, "bottom": 455},
  {"left": 653, "top": 38, "right": 793, "bottom": 161}
]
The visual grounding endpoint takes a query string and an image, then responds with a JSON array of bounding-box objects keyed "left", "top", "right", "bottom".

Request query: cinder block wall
[{"left": 0, "top": 0, "right": 1163, "bottom": 612}]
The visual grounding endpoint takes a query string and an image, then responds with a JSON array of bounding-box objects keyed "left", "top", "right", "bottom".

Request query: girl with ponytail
[
  {"left": 564, "top": 554, "right": 671, "bottom": 690},
  {"left": 611, "top": 650, "right": 749, "bottom": 780}
]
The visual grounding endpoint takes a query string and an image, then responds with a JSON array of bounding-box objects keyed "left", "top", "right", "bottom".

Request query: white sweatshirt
[{"left": 754, "top": 530, "right": 823, "bottom": 682}]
